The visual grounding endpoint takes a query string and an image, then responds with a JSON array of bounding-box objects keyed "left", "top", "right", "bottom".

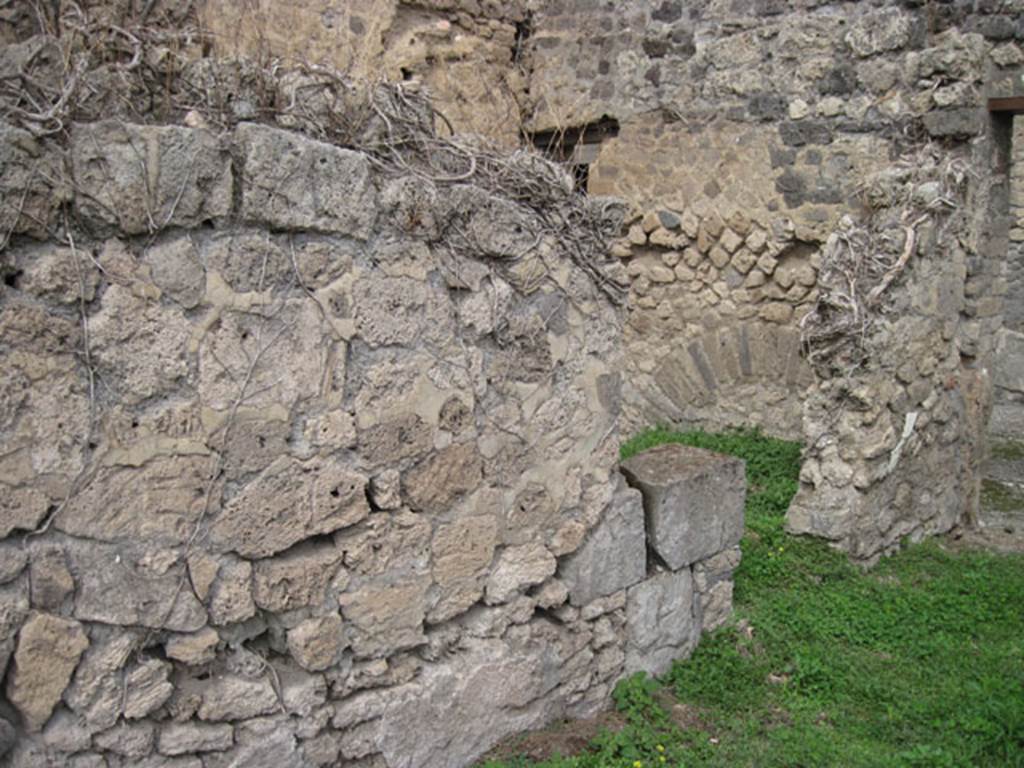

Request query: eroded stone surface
[
  {"left": 485, "top": 544, "right": 557, "bottom": 605},
  {"left": 56, "top": 455, "right": 216, "bottom": 546},
  {"left": 287, "top": 614, "right": 347, "bottom": 672},
  {"left": 158, "top": 722, "right": 234, "bottom": 755},
  {"left": 340, "top": 580, "right": 430, "bottom": 659},
  {"left": 252, "top": 542, "right": 347, "bottom": 613},
  {"left": 625, "top": 569, "right": 698, "bottom": 677},
  {"left": 68, "top": 543, "right": 207, "bottom": 632},
  {"left": 209, "top": 457, "right": 369, "bottom": 558},
  {"left": 6, "top": 613, "right": 89, "bottom": 732},
  {"left": 234, "top": 123, "right": 377, "bottom": 237},
  {"left": 198, "top": 676, "right": 279, "bottom": 722},
  {"left": 72, "top": 121, "right": 231, "bottom": 234},
  {"left": 165, "top": 628, "right": 220, "bottom": 666},
  {"left": 124, "top": 659, "right": 174, "bottom": 719}
]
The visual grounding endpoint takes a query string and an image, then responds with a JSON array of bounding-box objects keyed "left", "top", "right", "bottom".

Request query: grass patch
[{"left": 481, "top": 427, "right": 1024, "bottom": 768}]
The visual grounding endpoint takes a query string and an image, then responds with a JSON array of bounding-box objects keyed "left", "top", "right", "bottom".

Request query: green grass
[{"left": 480, "top": 427, "right": 1024, "bottom": 768}]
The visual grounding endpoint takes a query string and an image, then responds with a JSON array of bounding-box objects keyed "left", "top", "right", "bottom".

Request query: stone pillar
[
  {"left": 984, "top": 113, "right": 1024, "bottom": 529},
  {"left": 617, "top": 444, "right": 746, "bottom": 676}
]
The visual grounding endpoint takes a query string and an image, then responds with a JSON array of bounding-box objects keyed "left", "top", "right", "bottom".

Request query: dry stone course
[
  {"left": 13, "top": 84, "right": 751, "bottom": 764},
  {"left": 0, "top": 105, "right": 646, "bottom": 765}
]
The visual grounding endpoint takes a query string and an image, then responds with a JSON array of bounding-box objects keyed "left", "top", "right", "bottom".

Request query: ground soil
[
  {"left": 481, "top": 711, "right": 629, "bottom": 763},
  {"left": 480, "top": 692, "right": 719, "bottom": 764},
  {"left": 944, "top": 524, "right": 1024, "bottom": 555}
]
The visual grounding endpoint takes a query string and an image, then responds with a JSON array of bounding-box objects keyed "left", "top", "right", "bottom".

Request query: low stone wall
[{"left": 0, "top": 114, "right": 745, "bottom": 768}]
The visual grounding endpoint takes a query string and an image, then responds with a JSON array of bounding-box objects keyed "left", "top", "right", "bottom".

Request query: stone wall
[
  {"left": 7, "top": 4, "right": 1016, "bottom": 560},
  {"left": 991, "top": 108, "right": 1024, "bottom": 444},
  {"left": 198, "top": 0, "right": 529, "bottom": 146},
  {"left": 984, "top": 112, "right": 1024, "bottom": 529},
  {"left": 3, "top": 1, "right": 1024, "bottom": 762},
  {"left": 0, "top": 91, "right": 750, "bottom": 767},
  {"left": 524, "top": 0, "right": 1023, "bottom": 559}
]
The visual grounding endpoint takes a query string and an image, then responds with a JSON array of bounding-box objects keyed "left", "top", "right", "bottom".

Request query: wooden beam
[{"left": 988, "top": 96, "right": 1024, "bottom": 114}]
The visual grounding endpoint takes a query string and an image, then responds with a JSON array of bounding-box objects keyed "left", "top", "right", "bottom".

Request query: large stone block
[
  {"left": 340, "top": 579, "right": 429, "bottom": 659},
  {"left": 234, "top": 123, "right": 376, "bottom": 237},
  {"left": 252, "top": 541, "right": 347, "bottom": 613},
  {"left": 0, "top": 125, "right": 63, "bottom": 240},
  {"left": 67, "top": 542, "right": 207, "bottom": 632},
  {"left": 197, "top": 675, "right": 279, "bottom": 722},
  {"left": 620, "top": 444, "right": 745, "bottom": 571},
  {"left": 71, "top": 122, "right": 232, "bottom": 234},
  {"left": 208, "top": 456, "right": 369, "bottom": 559},
  {"left": 624, "top": 568, "right": 698, "bottom": 677},
  {"left": 375, "top": 633, "right": 581, "bottom": 768},
  {"left": 560, "top": 481, "right": 646, "bottom": 606},
  {"left": 55, "top": 454, "right": 216, "bottom": 546}
]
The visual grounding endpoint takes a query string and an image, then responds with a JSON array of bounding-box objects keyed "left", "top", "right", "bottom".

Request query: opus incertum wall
[
  {"left": 145, "top": 0, "right": 1022, "bottom": 560},
  {"left": 0, "top": 108, "right": 748, "bottom": 767}
]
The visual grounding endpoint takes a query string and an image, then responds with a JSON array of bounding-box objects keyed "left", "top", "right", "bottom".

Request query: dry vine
[
  {"left": 800, "top": 144, "right": 970, "bottom": 374},
  {"left": 1, "top": 1, "right": 625, "bottom": 301}
]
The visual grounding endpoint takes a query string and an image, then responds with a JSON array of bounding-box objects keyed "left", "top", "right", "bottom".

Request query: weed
[{"left": 990, "top": 440, "right": 1024, "bottom": 463}]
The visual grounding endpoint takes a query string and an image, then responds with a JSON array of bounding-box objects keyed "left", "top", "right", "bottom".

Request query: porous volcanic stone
[{"left": 6, "top": 613, "right": 90, "bottom": 732}]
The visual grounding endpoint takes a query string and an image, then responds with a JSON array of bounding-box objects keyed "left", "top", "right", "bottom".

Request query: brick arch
[{"left": 637, "top": 322, "right": 815, "bottom": 439}]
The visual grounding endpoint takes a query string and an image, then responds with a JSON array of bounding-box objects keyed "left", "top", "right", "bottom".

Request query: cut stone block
[
  {"left": 233, "top": 122, "right": 376, "bottom": 237},
  {"left": 620, "top": 443, "right": 745, "bottom": 571},
  {"left": 624, "top": 568, "right": 698, "bottom": 676},
  {"left": 71, "top": 121, "right": 232, "bottom": 234},
  {"left": 560, "top": 481, "right": 647, "bottom": 606}
]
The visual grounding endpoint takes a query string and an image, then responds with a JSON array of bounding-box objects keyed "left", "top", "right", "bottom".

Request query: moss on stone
[
  {"left": 980, "top": 479, "right": 1024, "bottom": 514},
  {"left": 990, "top": 439, "right": 1024, "bottom": 462}
]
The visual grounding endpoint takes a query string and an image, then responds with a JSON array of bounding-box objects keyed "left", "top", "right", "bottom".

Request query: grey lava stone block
[
  {"left": 561, "top": 479, "right": 647, "bottom": 606},
  {"left": 620, "top": 443, "right": 745, "bottom": 570}
]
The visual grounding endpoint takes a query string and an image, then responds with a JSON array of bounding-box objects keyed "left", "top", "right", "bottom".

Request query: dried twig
[
  {"left": 800, "top": 144, "right": 967, "bottom": 374},
  {"left": 0, "top": 7, "right": 625, "bottom": 300}
]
